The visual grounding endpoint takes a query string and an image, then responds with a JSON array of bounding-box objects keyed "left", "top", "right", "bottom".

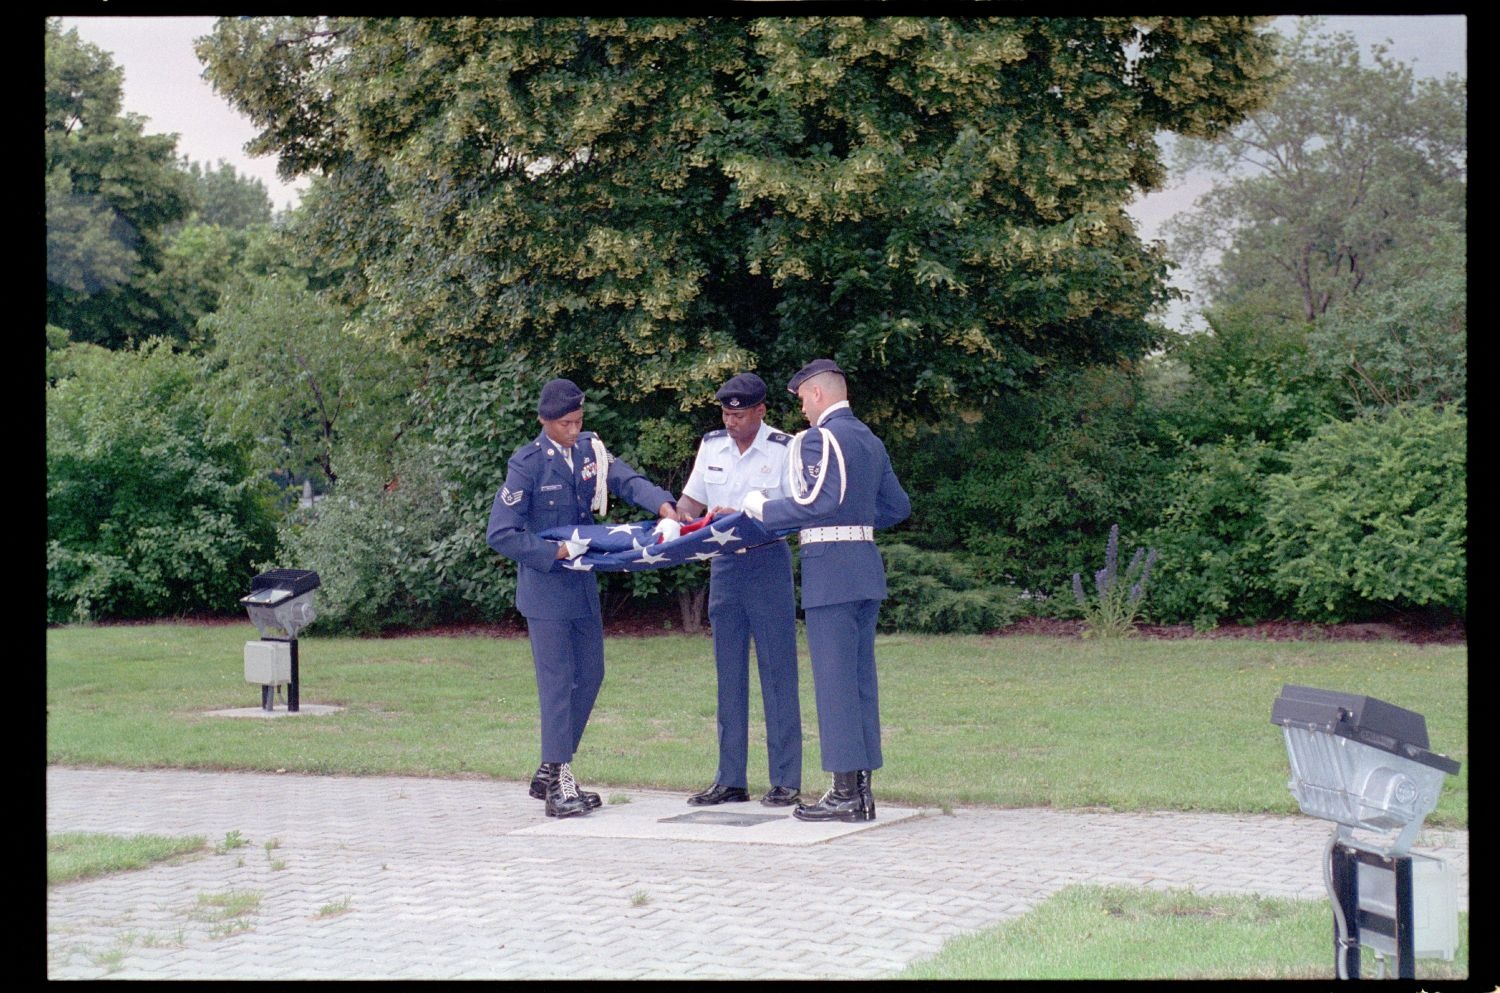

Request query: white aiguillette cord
[
  {"left": 590, "top": 436, "right": 610, "bottom": 517},
  {"left": 788, "top": 427, "right": 846, "bottom": 506}
]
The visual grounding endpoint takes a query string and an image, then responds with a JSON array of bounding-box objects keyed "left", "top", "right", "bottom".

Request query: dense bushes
[
  {"left": 1140, "top": 438, "right": 1284, "bottom": 629},
  {"left": 889, "top": 300, "right": 1466, "bottom": 629},
  {"left": 1260, "top": 405, "right": 1466, "bottom": 621},
  {"left": 877, "top": 543, "right": 1026, "bottom": 634},
  {"left": 269, "top": 359, "right": 713, "bottom": 636},
  {"left": 272, "top": 451, "right": 497, "bottom": 636},
  {"left": 896, "top": 365, "right": 1173, "bottom": 600},
  {"left": 46, "top": 326, "right": 1466, "bottom": 632},
  {"left": 47, "top": 340, "right": 278, "bottom": 622}
]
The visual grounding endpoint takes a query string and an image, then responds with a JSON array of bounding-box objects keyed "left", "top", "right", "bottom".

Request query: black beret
[
  {"left": 537, "top": 378, "right": 585, "bottom": 419},
  {"left": 786, "top": 358, "right": 846, "bottom": 394},
  {"left": 715, "top": 372, "right": 767, "bottom": 409}
]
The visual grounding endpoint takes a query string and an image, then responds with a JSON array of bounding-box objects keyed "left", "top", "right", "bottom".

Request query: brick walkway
[{"left": 45, "top": 766, "right": 1469, "bottom": 980}]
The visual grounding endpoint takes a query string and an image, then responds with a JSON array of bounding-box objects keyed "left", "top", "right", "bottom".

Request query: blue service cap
[
  {"left": 786, "top": 358, "right": 846, "bottom": 394},
  {"left": 715, "top": 372, "right": 767, "bottom": 409},
  {"left": 537, "top": 378, "right": 585, "bottom": 419}
]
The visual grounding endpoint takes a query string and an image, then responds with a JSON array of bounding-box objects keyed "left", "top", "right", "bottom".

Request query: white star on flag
[
  {"left": 636, "top": 546, "right": 670, "bottom": 566},
  {"left": 539, "top": 511, "right": 786, "bottom": 573},
  {"left": 703, "top": 524, "right": 741, "bottom": 547}
]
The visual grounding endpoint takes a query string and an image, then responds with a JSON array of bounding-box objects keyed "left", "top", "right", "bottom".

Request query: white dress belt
[{"left": 799, "top": 526, "right": 874, "bottom": 544}]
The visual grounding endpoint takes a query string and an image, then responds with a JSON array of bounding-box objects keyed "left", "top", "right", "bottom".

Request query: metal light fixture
[
  {"left": 1272, "top": 684, "right": 1457, "bottom": 857},
  {"left": 1271, "top": 684, "right": 1461, "bottom": 979},
  {"left": 240, "top": 569, "right": 321, "bottom": 712}
]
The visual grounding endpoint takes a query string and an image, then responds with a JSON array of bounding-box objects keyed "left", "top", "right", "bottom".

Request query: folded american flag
[{"left": 539, "top": 512, "right": 786, "bottom": 572}]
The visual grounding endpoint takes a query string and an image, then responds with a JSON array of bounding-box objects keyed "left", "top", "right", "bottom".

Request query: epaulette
[
  {"left": 768, "top": 432, "right": 792, "bottom": 445},
  {"left": 704, "top": 428, "right": 729, "bottom": 440}
]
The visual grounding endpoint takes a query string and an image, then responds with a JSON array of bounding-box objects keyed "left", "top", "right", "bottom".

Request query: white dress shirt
[{"left": 682, "top": 420, "right": 792, "bottom": 511}]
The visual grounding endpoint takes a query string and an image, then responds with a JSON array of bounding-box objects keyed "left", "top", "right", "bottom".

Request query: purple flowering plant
[{"left": 1071, "top": 524, "right": 1158, "bottom": 638}]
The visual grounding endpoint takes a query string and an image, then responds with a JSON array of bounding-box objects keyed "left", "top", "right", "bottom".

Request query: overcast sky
[{"left": 59, "top": 15, "right": 1466, "bottom": 328}]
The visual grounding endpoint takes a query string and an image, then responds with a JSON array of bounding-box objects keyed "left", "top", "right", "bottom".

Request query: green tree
[
  {"left": 195, "top": 16, "right": 1279, "bottom": 631},
  {"left": 1155, "top": 306, "right": 1338, "bottom": 449},
  {"left": 198, "top": 16, "right": 1277, "bottom": 429},
  {"left": 137, "top": 222, "right": 242, "bottom": 351},
  {"left": 1305, "top": 219, "right": 1466, "bottom": 416},
  {"left": 46, "top": 18, "right": 195, "bottom": 348},
  {"left": 199, "top": 271, "right": 421, "bottom": 488},
  {"left": 47, "top": 340, "right": 279, "bottom": 622},
  {"left": 1167, "top": 17, "right": 1466, "bottom": 323},
  {"left": 181, "top": 159, "right": 275, "bottom": 230}
]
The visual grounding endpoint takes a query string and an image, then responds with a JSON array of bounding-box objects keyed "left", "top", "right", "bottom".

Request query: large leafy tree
[
  {"left": 46, "top": 18, "right": 195, "bottom": 347},
  {"left": 198, "top": 16, "right": 1277, "bottom": 429},
  {"left": 1167, "top": 17, "right": 1466, "bottom": 323},
  {"left": 181, "top": 159, "right": 275, "bottom": 230},
  {"left": 199, "top": 269, "right": 421, "bottom": 488},
  {"left": 1305, "top": 219, "right": 1465, "bottom": 416}
]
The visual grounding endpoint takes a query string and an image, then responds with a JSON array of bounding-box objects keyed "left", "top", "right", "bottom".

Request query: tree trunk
[{"left": 678, "top": 588, "right": 707, "bottom": 633}]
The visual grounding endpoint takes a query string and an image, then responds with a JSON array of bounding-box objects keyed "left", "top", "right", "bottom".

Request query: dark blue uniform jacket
[
  {"left": 759, "top": 408, "right": 911, "bottom": 608},
  {"left": 487, "top": 430, "right": 674, "bottom": 620}
]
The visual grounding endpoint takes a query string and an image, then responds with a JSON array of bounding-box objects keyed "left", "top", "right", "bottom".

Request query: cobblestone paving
[{"left": 46, "top": 766, "right": 1468, "bottom": 980}]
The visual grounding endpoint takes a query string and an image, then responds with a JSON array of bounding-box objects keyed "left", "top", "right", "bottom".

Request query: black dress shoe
[
  {"left": 686, "top": 783, "right": 751, "bottom": 806},
  {"left": 531, "top": 763, "right": 601, "bottom": 809},
  {"left": 760, "top": 785, "right": 801, "bottom": 807}
]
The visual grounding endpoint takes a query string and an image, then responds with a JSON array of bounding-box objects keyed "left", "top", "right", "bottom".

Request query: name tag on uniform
[
  {"left": 705, "top": 466, "right": 727, "bottom": 485},
  {"left": 540, "top": 483, "right": 564, "bottom": 492}
]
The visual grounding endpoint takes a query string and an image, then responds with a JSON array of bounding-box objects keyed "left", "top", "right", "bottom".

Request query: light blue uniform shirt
[{"left": 682, "top": 420, "right": 793, "bottom": 512}]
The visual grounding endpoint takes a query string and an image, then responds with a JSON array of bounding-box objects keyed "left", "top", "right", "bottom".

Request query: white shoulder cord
[
  {"left": 590, "top": 435, "right": 610, "bottom": 517},
  {"left": 788, "top": 427, "right": 847, "bottom": 506}
]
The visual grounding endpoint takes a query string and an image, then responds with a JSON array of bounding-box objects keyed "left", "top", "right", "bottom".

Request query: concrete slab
[
  {"left": 509, "top": 791, "right": 930, "bottom": 845},
  {"left": 203, "top": 703, "right": 344, "bottom": 719}
]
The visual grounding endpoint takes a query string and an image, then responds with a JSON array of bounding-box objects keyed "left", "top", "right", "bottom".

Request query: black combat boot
[
  {"left": 792, "top": 771, "right": 870, "bottom": 822},
  {"left": 543, "top": 762, "right": 591, "bottom": 818},
  {"left": 530, "top": 763, "right": 601, "bottom": 808},
  {"left": 855, "top": 769, "right": 876, "bottom": 820}
]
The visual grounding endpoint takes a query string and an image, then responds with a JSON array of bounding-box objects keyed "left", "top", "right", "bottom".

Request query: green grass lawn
[
  {"left": 898, "top": 885, "right": 1469, "bottom": 980},
  {"left": 48, "top": 832, "right": 208, "bottom": 886},
  {"left": 45, "top": 622, "right": 1467, "bottom": 825}
]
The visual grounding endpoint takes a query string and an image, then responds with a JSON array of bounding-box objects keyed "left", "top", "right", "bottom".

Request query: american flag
[{"left": 538, "top": 512, "right": 786, "bottom": 572}]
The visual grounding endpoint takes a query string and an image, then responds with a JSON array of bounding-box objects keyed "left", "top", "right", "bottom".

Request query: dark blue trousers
[
  {"left": 707, "top": 542, "right": 802, "bottom": 790},
  {"left": 804, "top": 599, "right": 883, "bottom": 773},
  {"left": 526, "top": 614, "right": 606, "bottom": 764}
]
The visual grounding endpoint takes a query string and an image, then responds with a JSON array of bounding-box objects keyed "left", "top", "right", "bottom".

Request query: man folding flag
[{"left": 539, "top": 512, "right": 787, "bottom": 572}]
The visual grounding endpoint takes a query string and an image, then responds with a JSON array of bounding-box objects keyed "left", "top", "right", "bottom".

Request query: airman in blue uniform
[
  {"left": 675, "top": 373, "right": 803, "bottom": 808},
  {"left": 487, "top": 378, "right": 677, "bottom": 817},
  {"left": 743, "top": 359, "right": 911, "bottom": 822}
]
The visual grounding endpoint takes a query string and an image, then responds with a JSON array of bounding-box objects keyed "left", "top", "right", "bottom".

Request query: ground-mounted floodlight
[
  {"left": 1271, "top": 684, "right": 1460, "bottom": 979},
  {"left": 240, "top": 569, "right": 320, "bottom": 712}
]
